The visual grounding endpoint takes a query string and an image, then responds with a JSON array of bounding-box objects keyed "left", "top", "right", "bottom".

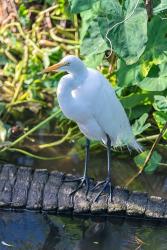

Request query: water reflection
[{"left": 0, "top": 211, "right": 167, "bottom": 250}]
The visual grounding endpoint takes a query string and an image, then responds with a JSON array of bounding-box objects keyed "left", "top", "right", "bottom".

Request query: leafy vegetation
[{"left": 0, "top": 0, "right": 167, "bottom": 172}]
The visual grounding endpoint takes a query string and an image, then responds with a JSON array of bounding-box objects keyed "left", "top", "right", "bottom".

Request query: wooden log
[
  {"left": 0, "top": 163, "right": 167, "bottom": 221},
  {"left": 12, "top": 167, "right": 32, "bottom": 208},
  {"left": 27, "top": 169, "right": 48, "bottom": 209},
  {"left": 43, "top": 171, "right": 64, "bottom": 211},
  {"left": 0, "top": 164, "right": 17, "bottom": 206}
]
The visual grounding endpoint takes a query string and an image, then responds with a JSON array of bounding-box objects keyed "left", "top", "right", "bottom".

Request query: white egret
[{"left": 43, "top": 55, "right": 142, "bottom": 201}]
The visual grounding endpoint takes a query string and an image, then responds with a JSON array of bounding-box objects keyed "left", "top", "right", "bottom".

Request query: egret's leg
[
  {"left": 93, "top": 135, "right": 112, "bottom": 202},
  {"left": 68, "top": 138, "right": 91, "bottom": 196}
]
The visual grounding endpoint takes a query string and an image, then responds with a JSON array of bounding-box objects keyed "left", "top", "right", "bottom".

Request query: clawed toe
[
  {"left": 93, "top": 178, "right": 112, "bottom": 202},
  {"left": 69, "top": 176, "right": 90, "bottom": 197}
]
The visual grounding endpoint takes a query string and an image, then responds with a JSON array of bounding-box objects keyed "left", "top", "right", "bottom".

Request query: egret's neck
[
  {"left": 57, "top": 66, "right": 88, "bottom": 101},
  {"left": 67, "top": 64, "right": 88, "bottom": 82}
]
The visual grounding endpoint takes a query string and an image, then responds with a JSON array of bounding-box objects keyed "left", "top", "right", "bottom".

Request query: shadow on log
[{"left": 0, "top": 163, "right": 167, "bottom": 221}]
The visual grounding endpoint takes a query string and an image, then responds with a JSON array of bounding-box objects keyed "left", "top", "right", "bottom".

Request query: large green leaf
[
  {"left": 153, "top": 0, "right": 167, "bottom": 14},
  {"left": 144, "top": 16, "right": 167, "bottom": 64},
  {"left": 117, "top": 59, "right": 142, "bottom": 87},
  {"left": 120, "top": 93, "right": 154, "bottom": 109},
  {"left": 100, "top": 0, "right": 122, "bottom": 16},
  {"left": 134, "top": 150, "right": 162, "bottom": 173},
  {"left": 153, "top": 111, "right": 167, "bottom": 140},
  {"left": 80, "top": 18, "right": 108, "bottom": 56},
  {"left": 159, "top": 63, "right": 167, "bottom": 77},
  {"left": 80, "top": 11, "right": 108, "bottom": 67},
  {"left": 98, "top": 0, "right": 147, "bottom": 65},
  {"left": 153, "top": 95, "right": 167, "bottom": 112},
  {"left": 137, "top": 76, "right": 167, "bottom": 91},
  {"left": 132, "top": 113, "right": 151, "bottom": 136},
  {"left": 84, "top": 53, "right": 105, "bottom": 68},
  {"left": 127, "top": 105, "right": 151, "bottom": 121},
  {"left": 68, "top": 0, "right": 98, "bottom": 13}
]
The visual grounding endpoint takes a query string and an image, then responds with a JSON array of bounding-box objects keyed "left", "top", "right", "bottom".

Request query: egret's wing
[{"left": 92, "top": 77, "right": 133, "bottom": 146}]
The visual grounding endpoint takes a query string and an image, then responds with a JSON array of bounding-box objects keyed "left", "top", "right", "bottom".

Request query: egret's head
[{"left": 43, "top": 55, "right": 86, "bottom": 74}]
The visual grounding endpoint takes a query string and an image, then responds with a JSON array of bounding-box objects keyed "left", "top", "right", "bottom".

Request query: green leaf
[
  {"left": 0, "top": 54, "right": 8, "bottom": 66},
  {"left": 137, "top": 76, "right": 167, "bottom": 91},
  {"left": 144, "top": 16, "right": 167, "bottom": 64},
  {"left": 98, "top": 0, "right": 148, "bottom": 64},
  {"left": 153, "top": 95, "right": 167, "bottom": 112},
  {"left": 153, "top": 0, "right": 167, "bottom": 14},
  {"left": 153, "top": 111, "right": 167, "bottom": 140},
  {"left": 80, "top": 17, "right": 108, "bottom": 55},
  {"left": 18, "top": 4, "right": 31, "bottom": 27},
  {"left": 132, "top": 113, "right": 151, "bottom": 136},
  {"left": 80, "top": 14, "right": 108, "bottom": 67},
  {"left": 127, "top": 105, "right": 151, "bottom": 121},
  {"left": 117, "top": 59, "right": 142, "bottom": 87},
  {"left": 120, "top": 93, "right": 154, "bottom": 109},
  {"left": 84, "top": 53, "right": 104, "bottom": 68},
  {"left": 159, "top": 63, "right": 167, "bottom": 77},
  {"left": 100, "top": 0, "right": 122, "bottom": 16},
  {"left": 134, "top": 150, "right": 162, "bottom": 173},
  {"left": 0, "top": 102, "right": 5, "bottom": 116},
  {"left": 68, "top": 0, "right": 98, "bottom": 13}
]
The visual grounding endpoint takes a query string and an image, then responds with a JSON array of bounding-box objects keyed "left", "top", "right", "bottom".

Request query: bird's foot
[
  {"left": 65, "top": 176, "right": 90, "bottom": 197},
  {"left": 91, "top": 177, "right": 112, "bottom": 202}
]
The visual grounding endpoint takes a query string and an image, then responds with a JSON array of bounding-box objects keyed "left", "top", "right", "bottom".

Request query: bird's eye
[{"left": 66, "top": 62, "right": 70, "bottom": 66}]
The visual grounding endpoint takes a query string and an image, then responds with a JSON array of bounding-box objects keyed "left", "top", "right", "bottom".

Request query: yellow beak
[{"left": 43, "top": 61, "right": 67, "bottom": 73}]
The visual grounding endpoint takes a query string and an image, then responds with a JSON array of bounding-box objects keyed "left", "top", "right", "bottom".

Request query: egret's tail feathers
[
  {"left": 129, "top": 139, "right": 143, "bottom": 152},
  {"left": 102, "top": 135, "right": 143, "bottom": 152}
]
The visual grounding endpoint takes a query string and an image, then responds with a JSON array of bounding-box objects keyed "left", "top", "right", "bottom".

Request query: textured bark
[
  {"left": 0, "top": 0, "right": 17, "bottom": 25},
  {"left": 0, "top": 163, "right": 167, "bottom": 220}
]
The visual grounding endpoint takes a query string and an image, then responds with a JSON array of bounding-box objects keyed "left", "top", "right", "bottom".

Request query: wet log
[{"left": 0, "top": 163, "right": 167, "bottom": 221}]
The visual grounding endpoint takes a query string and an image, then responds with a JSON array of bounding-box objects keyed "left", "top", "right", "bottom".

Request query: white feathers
[{"left": 57, "top": 56, "right": 141, "bottom": 152}]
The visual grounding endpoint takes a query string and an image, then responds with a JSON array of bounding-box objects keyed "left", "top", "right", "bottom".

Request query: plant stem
[
  {"left": 137, "top": 134, "right": 159, "bottom": 142},
  {"left": 126, "top": 121, "right": 167, "bottom": 187},
  {"left": 41, "top": 5, "right": 58, "bottom": 14},
  {"left": 0, "top": 111, "right": 60, "bottom": 153},
  {"left": 50, "top": 29, "right": 79, "bottom": 45},
  {"left": 145, "top": 0, "right": 153, "bottom": 19},
  {"left": 8, "top": 147, "right": 68, "bottom": 160},
  {"left": 38, "top": 128, "right": 72, "bottom": 149}
]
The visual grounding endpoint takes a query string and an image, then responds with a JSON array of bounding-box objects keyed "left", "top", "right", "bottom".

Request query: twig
[
  {"left": 126, "top": 122, "right": 167, "bottom": 187},
  {"left": 145, "top": 0, "right": 153, "bottom": 19}
]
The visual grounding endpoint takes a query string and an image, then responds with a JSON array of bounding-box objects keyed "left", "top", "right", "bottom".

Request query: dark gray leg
[
  {"left": 92, "top": 134, "right": 112, "bottom": 202},
  {"left": 83, "top": 138, "right": 90, "bottom": 178},
  {"left": 68, "top": 138, "right": 91, "bottom": 196}
]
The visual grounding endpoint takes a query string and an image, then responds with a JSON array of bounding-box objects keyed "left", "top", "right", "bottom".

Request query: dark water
[
  {"left": 0, "top": 139, "right": 167, "bottom": 250},
  {"left": 1, "top": 211, "right": 167, "bottom": 250}
]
